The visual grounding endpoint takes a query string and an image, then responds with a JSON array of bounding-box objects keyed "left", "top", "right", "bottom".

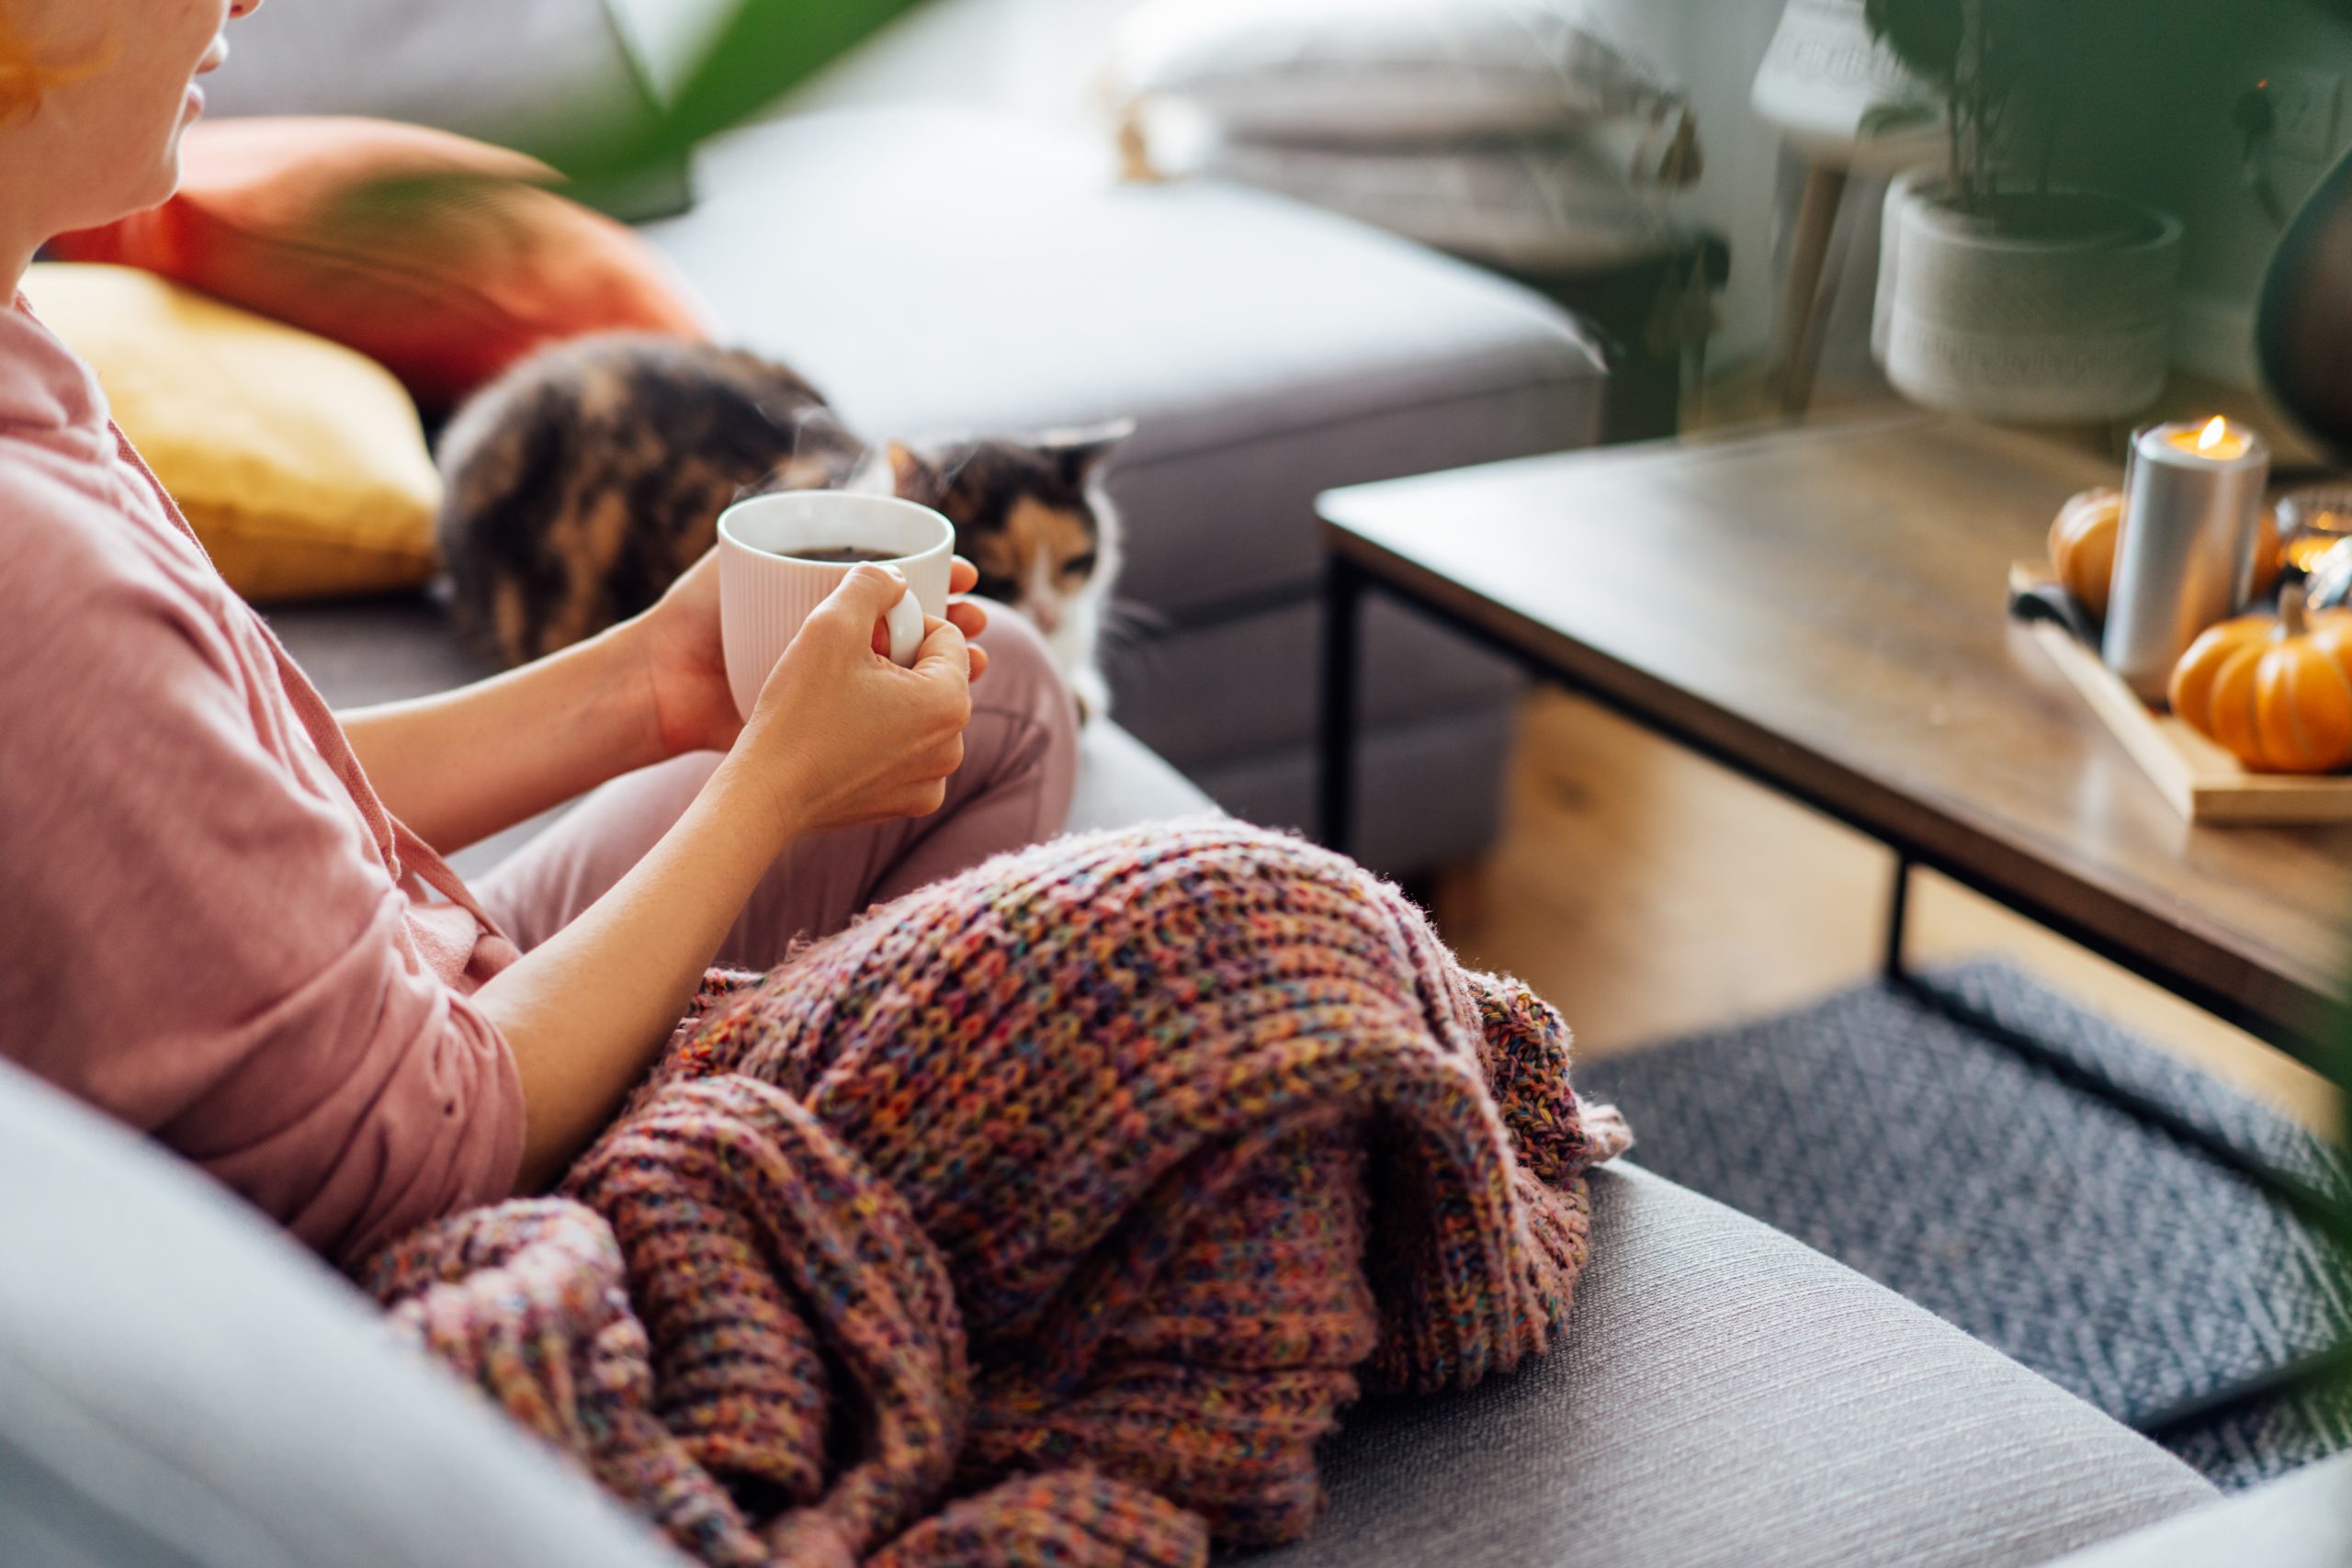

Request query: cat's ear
[
  {"left": 1039, "top": 418, "right": 1136, "bottom": 485},
  {"left": 887, "top": 441, "right": 938, "bottom": 501}
]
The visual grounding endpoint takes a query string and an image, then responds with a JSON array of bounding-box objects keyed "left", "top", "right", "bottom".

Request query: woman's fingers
[
  {"left": 913, "top": 617, "right": 975, "bottom": 693},
  {"left": 818, "top": 564, "right": 909, "bottom": 631},
  {"left": 943, "top": 602, "right": 991, "bottom": 678},
  {"left": 941, "top": 581, "right": 988, "bottom": 639},
  {"left": 730, "top": 566, "right": 989, "bottom": 839},
  {"left": 807, "top": 570, "right": 991, "bottom": 672},
  {"left": 950, "top": 557, "right": 979, "bottom": 595}
]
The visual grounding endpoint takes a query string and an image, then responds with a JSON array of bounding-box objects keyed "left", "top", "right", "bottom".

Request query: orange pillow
[{"left": 51, "top": 117, "right": 710, "bottom": 412}]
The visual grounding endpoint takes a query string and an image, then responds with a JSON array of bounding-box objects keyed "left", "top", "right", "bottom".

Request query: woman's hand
[
  {"left": 480, "top": 563, "right": 991, "bottom": 1189},
  {"left": 720, "top": 565, "right": 985, "bottom": 839},
  {"left": 630, "top": 550, "right": 992, "bottom": 761}
]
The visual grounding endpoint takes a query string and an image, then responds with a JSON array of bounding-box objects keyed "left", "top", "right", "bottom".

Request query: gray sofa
[
  {"left": 203, "top": 0, "right": 1608, "bottom": 878},
  {"left": 0, "top": 1050, "right": 2225, "bottom": 1568}
]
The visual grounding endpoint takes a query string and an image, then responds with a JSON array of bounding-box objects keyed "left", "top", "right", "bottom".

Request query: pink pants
[{"left": 477, "top": 610, "right": 1080, "bottom": 970}]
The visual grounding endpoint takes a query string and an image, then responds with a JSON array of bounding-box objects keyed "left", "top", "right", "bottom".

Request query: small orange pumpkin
[
  {"left": 2168, "top": 585, "right": 2352, "bottom": 773},
  {"left": 2253, "top": 507, "right": 2288, "bottom": 598},
  {"left": 2049, "top": 488, "right": 2122, "bottom": 619},
  {"left": 2050, "top": 491, "right": 2284, "bottom": 624}
]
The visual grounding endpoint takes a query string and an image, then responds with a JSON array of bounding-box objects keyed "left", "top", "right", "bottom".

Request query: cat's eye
[{"left": 1063, "top": 552, "right": 1098, "bottom": 580}]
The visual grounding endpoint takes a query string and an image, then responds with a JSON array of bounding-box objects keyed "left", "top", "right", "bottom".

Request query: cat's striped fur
[{"left": 435, "top": 333, "right": 1129, "bottom": 713}]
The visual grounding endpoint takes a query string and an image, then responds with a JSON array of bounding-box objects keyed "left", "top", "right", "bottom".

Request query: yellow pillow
[{"left": 22, "top": 263, "right": 441, "bottom": 603}]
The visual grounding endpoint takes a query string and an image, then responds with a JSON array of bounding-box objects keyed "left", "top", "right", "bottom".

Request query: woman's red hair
[{"left": 0, "top": 14, "right": 101, "bottom": 124}]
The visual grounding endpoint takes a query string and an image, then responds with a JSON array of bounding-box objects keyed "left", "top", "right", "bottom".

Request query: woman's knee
[
  {"left": 973, "top": 602, "right": 1078, "bottom": 728},
  {"left": 967, "top": 603, "right": 1080, "bottom": 808}
]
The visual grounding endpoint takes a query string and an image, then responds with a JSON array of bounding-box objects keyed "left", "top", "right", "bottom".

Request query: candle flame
[{"left": 2198, "top": 417, "right": 2230, "bottom": 453}]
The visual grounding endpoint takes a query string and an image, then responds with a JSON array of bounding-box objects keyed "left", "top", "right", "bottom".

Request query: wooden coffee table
[{"left": 1317, "top": 414, "right": 2352, "bottom": 1061}]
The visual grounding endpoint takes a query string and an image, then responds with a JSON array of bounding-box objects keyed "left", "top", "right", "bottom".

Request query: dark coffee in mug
[{"left": 784, "top": 546, "right": 899, "bottom": 565}]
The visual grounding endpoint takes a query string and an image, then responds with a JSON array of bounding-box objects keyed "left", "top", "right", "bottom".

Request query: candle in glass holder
[
  {"left": 2276, "top": 487, "right": 2352, "bottom": 571},
  {"left": 2102, "top": 417, "right": 2271, "bottom": 702}
]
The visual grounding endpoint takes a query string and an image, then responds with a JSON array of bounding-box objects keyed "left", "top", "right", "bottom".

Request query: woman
[{"left": 0, "top": 0, "right": 1080, "bottom": 1266}]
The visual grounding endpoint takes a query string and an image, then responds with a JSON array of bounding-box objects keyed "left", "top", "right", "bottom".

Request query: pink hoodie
[{"left": 0, "top": 300, "right": 525, "bottom": 1268}]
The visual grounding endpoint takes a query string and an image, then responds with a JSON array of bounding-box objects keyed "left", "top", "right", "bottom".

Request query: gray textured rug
[{"left": 1577, "top": 962, "right": 2352, "bottom": 1490}]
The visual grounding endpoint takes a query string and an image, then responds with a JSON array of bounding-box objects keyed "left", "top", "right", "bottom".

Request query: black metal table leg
[
  {"left": 1318, "top": 555, "right": 1365, "bottom": 856},
  {"left": 1883, "top": 855, "right": 1914, "bottom": 983}
]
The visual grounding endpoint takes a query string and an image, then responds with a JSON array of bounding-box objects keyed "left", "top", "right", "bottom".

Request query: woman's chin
[{"left": 120, "top": 153, "right": 188, "bottom": 223}]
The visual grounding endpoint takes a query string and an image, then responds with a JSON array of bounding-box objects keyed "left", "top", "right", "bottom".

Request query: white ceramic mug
[{"left": 716, "top": 491, "right": 956, "bottom": 720}]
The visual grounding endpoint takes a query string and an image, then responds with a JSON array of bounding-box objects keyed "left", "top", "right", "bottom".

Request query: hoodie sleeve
[{"left": 0, "top": 458, "right": 525, "bottom": 1269}]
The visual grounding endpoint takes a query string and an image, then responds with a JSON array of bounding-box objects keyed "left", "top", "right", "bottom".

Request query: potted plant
[{"left": 1861, "top": 0, "right": 2186, "bottom": 422}]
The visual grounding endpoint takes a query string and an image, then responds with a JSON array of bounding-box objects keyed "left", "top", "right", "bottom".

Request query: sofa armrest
[
  {"left": 2043, "top": 1452, "right": 2352, "bottom": 1568},
  {"left": 0, "top": 1060, "right": 684, "bottom": 1568}
]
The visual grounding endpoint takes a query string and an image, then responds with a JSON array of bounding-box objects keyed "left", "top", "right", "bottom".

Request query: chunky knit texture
[{"left": 362, "top": 821, "right": 1630, "bottom": 1568}]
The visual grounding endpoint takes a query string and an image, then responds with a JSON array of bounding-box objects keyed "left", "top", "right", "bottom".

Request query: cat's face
[{"left": 886, "top": 422, "right": 1133, "bottom": 637}]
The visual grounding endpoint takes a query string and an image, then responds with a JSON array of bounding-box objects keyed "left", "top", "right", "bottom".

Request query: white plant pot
[{"left": 1871, "top": 171, "right": 2183, "bottom": 423}]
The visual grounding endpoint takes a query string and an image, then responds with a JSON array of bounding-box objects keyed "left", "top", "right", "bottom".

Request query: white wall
[{"left": 1634, "top": 0, "right": 1790, "bottom": 367}]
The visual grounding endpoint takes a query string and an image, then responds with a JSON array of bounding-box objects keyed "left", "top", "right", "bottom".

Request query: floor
[
  {"left": 1438, "top": 688, "right": 2336, "bottom": 1132},
  {"left": 1434, "top": 372, "right": 2343, "bottom": 1137}
]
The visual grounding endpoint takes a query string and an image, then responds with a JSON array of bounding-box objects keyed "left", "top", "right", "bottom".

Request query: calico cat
[{"left": 435, "top": 333, "right": 1130, "bottom": 715}]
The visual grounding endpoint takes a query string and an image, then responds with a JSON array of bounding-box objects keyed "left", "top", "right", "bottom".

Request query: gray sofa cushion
[
  {"left": 1117, "top": 594, "right": 1518, "bottom": 772},
  {"left": 1200, "top": 702, "right": 1517, "bottom": 870},
  {"left": 0, "top": 1060, "right": 682, "bottom": 1568},
  {"left": 1, "top": 1051, "right": 2210, "bottom": 1568},
  {"left": 1069, "top": 718, "right": 1220, "bottom": 833},
  {"left": 205, "top": 0, "right": 658, "bottom": 158},
  {"left": 640, "top": 107, "right": 1608, "bottom": 620},
  {"left": 202, "top": 0, "right": 693, "bottom": 222},
  {"left": 1265, "top": 1163, "right": 2218, "bottom": 1568}
]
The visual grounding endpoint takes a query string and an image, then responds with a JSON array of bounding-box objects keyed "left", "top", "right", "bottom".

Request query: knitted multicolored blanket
[{"left": 361, "top": 821, "right": 1629, "bottom": 1568}]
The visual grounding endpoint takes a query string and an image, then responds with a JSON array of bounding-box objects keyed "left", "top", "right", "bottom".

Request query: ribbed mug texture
[{"left": 719, "top": 493, "right": 955, "bottom": 718}]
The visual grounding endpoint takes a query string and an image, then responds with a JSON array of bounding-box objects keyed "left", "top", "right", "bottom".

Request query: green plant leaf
[
  {"left": 529, "top": 0, "right": 935, "bottom": 196},
  {"left": 322, "top": 0, "right": 934, "bottom": 243},
  {"left": 1865, "top": 0, "right": 1965, "bottom": 84},
  {"left": 645, "top": 0, "right": 933, "bottom": 162}
]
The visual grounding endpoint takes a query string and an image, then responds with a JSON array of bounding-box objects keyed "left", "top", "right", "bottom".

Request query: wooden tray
[{"left": 2009, "top": 564, "right": 2352, "bottom": 825}]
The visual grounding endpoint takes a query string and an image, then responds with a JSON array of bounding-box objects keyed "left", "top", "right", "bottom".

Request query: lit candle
[
  {"left": 2102, "top": 418, "right": 2272, "bottom": 703},
  {"left": 2277, "top": 487, "right": 2352, "bottom": 570},
  {"left": 2165, "top": 415, "right": 2252, "bottom": 462}
]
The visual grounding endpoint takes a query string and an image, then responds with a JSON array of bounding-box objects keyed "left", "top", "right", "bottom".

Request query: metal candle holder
[{"left": 2102, "top": 420, "right": 2271, "bottom": 703}]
